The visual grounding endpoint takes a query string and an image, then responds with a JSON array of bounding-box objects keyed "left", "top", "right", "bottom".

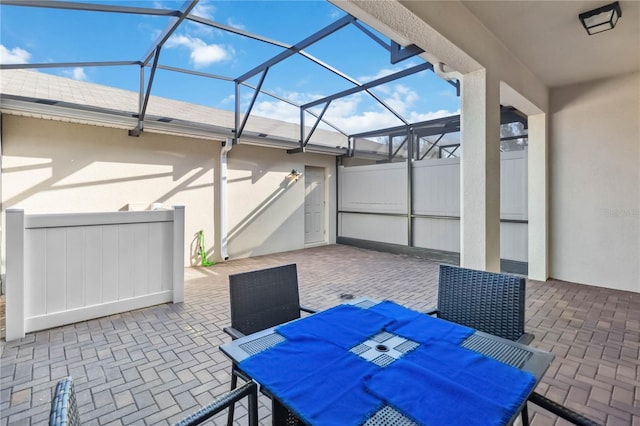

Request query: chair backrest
[
  {"left": 50, "top": 377, "right": 80, "bottom": 426},
  {"left": 229, "top": 264, "right": 303, "bottom": 335},
  {"left": 438, "top": 264, "right": 526, "bottom": 341}
]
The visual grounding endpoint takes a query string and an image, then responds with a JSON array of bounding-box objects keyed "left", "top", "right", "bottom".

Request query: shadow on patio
[{"left": 1, "top": 245, "right": 638, "bottom": 425}]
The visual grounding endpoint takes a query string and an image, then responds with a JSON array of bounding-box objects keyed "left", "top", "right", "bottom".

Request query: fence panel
[
  {"left": 339, "top": 162, "right": 406, "bottom": 214},
  {"left": 339, "top": 213, "right": 408, "bottom": 245},
  {"left": 338, "top": 152, "right": 528, "bottom": 262},
  {"left": 5, "top": 207, "right": 184, "bottom": 341}
]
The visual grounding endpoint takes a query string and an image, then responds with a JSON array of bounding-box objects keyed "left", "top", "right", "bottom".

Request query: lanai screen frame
[
  {"left": 1, "top": 0, "right": 531, "bottom": 272},
  {"left": 347, "top": 106, "right": 528, "bottom": 161},
  {"left": 0, "top": 0, "right": 461, "bottom": 149}
]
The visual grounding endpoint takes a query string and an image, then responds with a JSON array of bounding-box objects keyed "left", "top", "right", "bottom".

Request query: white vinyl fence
[
  {"left": 5, "top": 206, "right": 185, "bottom": 341},
  {"left": 339, "top": 151, "right": 528, "bottom": 262}
]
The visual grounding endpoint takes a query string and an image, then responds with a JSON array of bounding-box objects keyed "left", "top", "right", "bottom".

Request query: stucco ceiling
[{"left": 461, "top": 0, "right": 640, "bottom": 87}]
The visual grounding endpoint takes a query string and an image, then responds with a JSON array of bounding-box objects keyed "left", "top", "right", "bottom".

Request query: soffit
[{"left": 461, "top": 1, "right": 640, "bottom": 88}]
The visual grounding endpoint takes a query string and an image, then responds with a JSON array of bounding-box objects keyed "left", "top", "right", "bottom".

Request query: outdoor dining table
[{"left": 220, "top": 298, "right": 554, "bottom": 426}]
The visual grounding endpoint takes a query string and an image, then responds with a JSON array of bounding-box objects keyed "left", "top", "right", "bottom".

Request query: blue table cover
[
  {"left": 365, "top": 342, "right": 536, "bottom": 426},
  {"left": 238, "top": 300, "right": 535, "bottom": 426},
  {"left": 239, "top": 337, "right": 382, "bottom": 426},
  {"left": 370, "top": 300, "right": 474, "bottom": 345},
  {"left": 277, "top": 304, "right": 393, "bottom": 349}
]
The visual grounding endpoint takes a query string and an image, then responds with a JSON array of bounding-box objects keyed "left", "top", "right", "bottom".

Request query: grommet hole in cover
[{"left": 375, "top": 344, "right": 389, "bottom": 352}]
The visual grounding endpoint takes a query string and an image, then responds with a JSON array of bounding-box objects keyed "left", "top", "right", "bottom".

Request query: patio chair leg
[
  {"left": 521, "top": 403, "right": 530, "bottom": 426},
  {"left": 248, "top": 384, "right": 258, "bottom": 426},
  {"left": 226, "top": 370, "right": 239, "bottom": 426}
]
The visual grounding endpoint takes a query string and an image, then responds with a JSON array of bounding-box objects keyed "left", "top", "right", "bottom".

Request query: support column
[
  {"left": 460, "top": 68, "right": 501, "bottom": 272},
  {"left": 527, "top": 113, "right": 549, "bottom": 280}
]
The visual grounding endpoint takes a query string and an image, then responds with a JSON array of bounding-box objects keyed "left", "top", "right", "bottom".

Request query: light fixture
[
  {"left": 288, "top": 169, "right": 302, "bottom": 181},
  {"left": 579, "top": 1, "right": 622, "bottom": 35}
]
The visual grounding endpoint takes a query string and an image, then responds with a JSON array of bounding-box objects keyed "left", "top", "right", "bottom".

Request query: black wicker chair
[
  {"left": 49, "top": 376, "right": 259, "bottom": 426},
  {"left": 429, "top": 265, "right": 601, "bottom": 426},
  {"left": 223, "top": 263, "right": 315, "bottom": 426},
  {"left": 427, "top": 264, "right": 534, "bottom": 344}
]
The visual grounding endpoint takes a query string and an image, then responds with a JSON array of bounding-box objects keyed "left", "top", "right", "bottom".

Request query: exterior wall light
[
  {"left": 288, "top": 169, "right": 303, "bottom": 181},
  {"left": 579, "top": 1, "right": 622, "bottom": 35}
]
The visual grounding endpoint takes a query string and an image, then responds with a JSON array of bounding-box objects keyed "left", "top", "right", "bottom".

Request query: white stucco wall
[
  {"left": 1, "top": 115, "right": 217, "bottom": 267},
  {"left": 226, "top": 144, "right": 336, "bottom": 259},
  {"left": 1, "top": 115, "right": 340, "bottom": 272},
  {"left": 550, "top": 72, "right": 640, "bottom": 293}
]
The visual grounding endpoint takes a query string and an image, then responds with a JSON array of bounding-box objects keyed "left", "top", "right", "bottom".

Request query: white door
[{"left": 304, "top": 166, "right": 325, "bottom": 244}]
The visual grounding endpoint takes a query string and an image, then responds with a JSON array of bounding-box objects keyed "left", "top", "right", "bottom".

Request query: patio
[{"left": 0, "top": 244, "right": 638, "bottom": 425}]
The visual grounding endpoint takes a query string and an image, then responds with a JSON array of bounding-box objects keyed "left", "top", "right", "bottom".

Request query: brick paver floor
[{"left": 1, "top": 244, "right": 639, "bottom": 425}]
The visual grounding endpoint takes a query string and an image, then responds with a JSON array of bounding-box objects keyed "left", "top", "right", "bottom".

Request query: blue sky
[{"left": 0, "top": 0, "right": 460, "bottom": 135}]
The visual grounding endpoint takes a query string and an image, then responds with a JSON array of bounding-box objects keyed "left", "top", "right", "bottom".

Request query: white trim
[
  {"left": 25, "top": 291, "right": 173, "bottom": 333},
  {"left": 1, "top": 97, "right": 348, "bottom": 156},
  {"left": 0, "top": 98, "right": 136, "bottom": 130},
  {"left": 24, "top": 210, "right": 174, "bottom": 229}
]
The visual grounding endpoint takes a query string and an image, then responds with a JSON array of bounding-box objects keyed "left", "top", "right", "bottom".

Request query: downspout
[{"left": 219, "top": 138, "right": 233, "bottom": 261}]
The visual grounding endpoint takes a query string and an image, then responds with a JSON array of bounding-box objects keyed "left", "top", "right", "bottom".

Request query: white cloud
[
  {"left": 280, "top": 91, "right": 322, "bottom": 105},
  {"left": 358, "top": 62, "right": 417, "bottom": 83},
  {"left": 220, "top": 93, "right": 235, "bottom": 105},
  {"left": 252, "top": 100, "right": 300, "bottom": 124},
  {"left": 250, "top": 93, "right": 395, "bottom": 135},
  {"left": 183, "top": 20, "right": 215, "bottom": 38},
  {"left": 192, "top": 1, "right": 215, "bottom": 19},
  {"left": 325, "top": 108, "right": 404, "bottom": 134},
  {"left": 191, "top": 42, "right": 230, "bottom": 67},
  {"left": 325, "top": 105, "right": 459, "bottom": 135},
  {"left": 165, "top": 34, "right": 233, "bottom": 68},
  {"left": 381, "top": 84, "right": 418, "bottom": 115},
  {"left": 237, "top": 85, "right": 459, "bottom": 136},
  {"left": 0, "top": 45, "right": 31, "bottom": 64},
  {"left": 325, "top": 96, "right": 361, "bottom": 118},
  {"left": 408, "top": 109, "right": 460, "bottom": 123},
  {"left": 226, "top": 18, "right": 246, "bottom": 31},
  {"left": 180, "top": 1, "right": 217, "bottom": 36},
  {"left": 62, "top": 67, "right": 88, "bottom": 81},
  {"left": 149, "top": 28, "right": 162, "bottom": 41},
  {"left": 248, "top": 89, "right": 342, "bottom": 124}
]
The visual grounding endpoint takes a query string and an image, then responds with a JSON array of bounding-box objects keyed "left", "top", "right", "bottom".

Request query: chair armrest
[
  {"left": 424, "top": 307, "right": 439, "bottom": 316},
  {"left": 516, "top": 332, "right": 535, "bottom": 345},
  {"left": 300, "top": 305, "right": 317, "bottom": 314},
  {"left": 50, "top": 377, "right": 79, "bottom": 426},
  {"left": 527, "top": 392, "right": 602, "bottom": 426},
  {"left": 223, "top": 326, "right": 246, "bottom": 340},
  {"left": 174, "top": 381, "right": 258, "bottom": 426}
]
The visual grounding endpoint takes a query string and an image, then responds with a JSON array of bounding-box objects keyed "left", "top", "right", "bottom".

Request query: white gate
[{"left": 5, "top": 206, "right": 185, "bottom": 341}]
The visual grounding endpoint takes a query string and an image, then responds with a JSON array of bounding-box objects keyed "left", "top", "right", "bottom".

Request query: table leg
[{"left": 272, "top": 398, "right": 304, "bottom": 426}]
